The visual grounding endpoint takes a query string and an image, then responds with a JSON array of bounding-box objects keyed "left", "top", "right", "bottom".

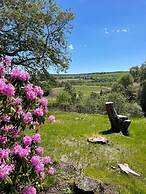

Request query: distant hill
[{"left": 52, "top": 71, "right": 128, "bottom": 79}]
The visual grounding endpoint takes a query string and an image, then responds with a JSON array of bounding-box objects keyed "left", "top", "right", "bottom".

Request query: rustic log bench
[{"left": 106, "top": 102, "right": 131, "bottom": 135}]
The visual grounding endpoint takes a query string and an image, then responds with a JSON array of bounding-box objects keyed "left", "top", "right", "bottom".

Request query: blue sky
[{"left": 55, "top": 0, "right": 146, "bottom": 73}]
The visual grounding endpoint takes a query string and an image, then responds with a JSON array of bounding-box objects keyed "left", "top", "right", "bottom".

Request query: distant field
[
  {"left": 39, "top": 112, "right": 146, "bottom": 193},
  {"left": 49, "top": 85, "right": 110, "bottom": 99}
]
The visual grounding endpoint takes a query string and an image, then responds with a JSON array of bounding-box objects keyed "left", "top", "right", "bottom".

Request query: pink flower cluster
[
  {"left": 0, "top": 78, "right": 15, "bottom": 96},
  {"left": 33, "top": 107, "right": 44, "bottom": 117},
  {"left": 31, "top": 155, "right": 54, "bottom": 175},
  {"left": 0, "top": 148, "right": 10, "bottom": 159},
  {"left": 11, "top": 68, "right": 30, "bottom": 81},
  {"left": 0, "top": 58, "right": 55, "bottom": 193},
  {"left": 13, "top": 144, "right": 30, "bottom": 158},
  {"left": 0, "top": 164, "right": 14, "bottom": 180},
  {"left": 25, "top": 84, "right": 44, "bottom": 100},
  {"left": 22, "top": 112, "right": 33, "bottom": 124},
  {"left": 39, "top": 98, "right": 48, "bottom": 106}
]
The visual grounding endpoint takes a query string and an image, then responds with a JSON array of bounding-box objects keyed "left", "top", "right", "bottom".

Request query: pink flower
[
  {"left": 25, "top": 84, "right": 37, "bottom": 100},
  {"left": 0, "top": 78, "right": 6, "bottom": 93},
  {"left": 2, "top": 83, "right": 15, "bottom": 96},
  {"left": 34, "top": 86, "right": 44, "bottom": 97},
  {"left": 0, "top": 164, "right": 14, "bottom": 180},
  {"left": 23, "top": 135, "right": 32, "bottom": 146},
  {"left": 11, "top": 68, "right": 21, "bottom": 79},
  {"left": 48, "top": 167, "right": 55, "bottom": 175},
  {"left": 22, "top": 112, "right": 33, "bottom": 124},
  {"left": 35, "top": 162, "right": 44, "bottom": 173},
  {"left": 35, "top": 147, "right": 44, "bottom": 156},
  {"left": 22, "top": 186, "right": 36, "bottom": 194},
  {"left": 11, "top": 68, "right": 30, "bottom": 81},
  {"left": 26, "top": 90, "right": 37, "bottom": 101},
  {"left": 19, "top": 71, "right": 30, "bottom": 81},
  {"left": 31, "top": 156, "right": 40, "bottom": 166},
  {"left": 39, "top": 98, "right": 48, "bottom": 106},
  {"left": 13, "top": 145, "right": 29, "bottom": 158},
  {"left": 33, "top": 108, "right": 44, "bottom": 117},
  {"left": 0, "top": 148, "right": 10, "bottom": 159},
  {"left": 48, "top": 115, "right": 56, "bottom": 123},
  {"left": 18, "top": 147, "right": 30, "bottom": 158},
  {"left": 32, "top": 133, "right": 41, "bottom": 143},
  {"left": 42, "top": 156, "right": 52, "bottom": 165},
  {"left": 13, "top": 144, "right": 21, "bottom": 155}
]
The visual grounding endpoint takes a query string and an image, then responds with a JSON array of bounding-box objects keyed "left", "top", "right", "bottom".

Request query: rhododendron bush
[{"left": 0, "top": 58, "right": 55, "bottom": 194}]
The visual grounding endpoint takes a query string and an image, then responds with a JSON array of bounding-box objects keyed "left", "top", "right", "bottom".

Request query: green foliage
[
  {"left": 130, "top": 66, "right": 140, "bottom": 82},
  {"left": 111, "top": 74, "right": 136, "bottom": 101},
  {"left": 125, "top": 103, "right": 143, "bottom": 117},
  {"left": 56, "top": 91, "right": 72, "bottom": 105},
  {"left": 118, "top": 73, "right": 134, "bottom": 88},
  {"left": 0, "top": 0, "right": 74, "bottom": 72}
]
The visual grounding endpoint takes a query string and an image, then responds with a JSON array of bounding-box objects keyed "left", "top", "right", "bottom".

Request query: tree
[
  {"left": 0, "top": 0, "right": 74, "bottom": 72},
  {"left": 129, "top": 65, "right": 140, "bottom": 82},
  {"left": 118, "top": 73, "right": 134, "bottom": 89},
  {"left": 112, "top": 74, "right": 135, "bottom": 101}
]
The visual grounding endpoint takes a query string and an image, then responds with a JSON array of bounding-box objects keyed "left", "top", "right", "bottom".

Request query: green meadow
[{"left": 39, "top": 112, "right": 146, "bottom": 193}]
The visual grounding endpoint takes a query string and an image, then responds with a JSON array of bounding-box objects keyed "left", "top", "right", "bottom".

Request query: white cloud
[
  {"left": 104, "top": 28, "right": 128, "bottom": 35},
  {"left": 68, "top": 44, "right": 74, "bottom": 50},
  {"left": 116, "top": 29, "right": 120, "bottom": 33},
  {"left": 104, "top": 28, "right": 109, "bottom": 34},
  {"left": 122, "top": 29, "right": 128, "bottom": 32}
]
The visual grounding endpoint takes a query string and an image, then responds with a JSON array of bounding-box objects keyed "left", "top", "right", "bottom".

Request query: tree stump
[{"left": 106, "top": 102, "right": 131, "bottom": 135}]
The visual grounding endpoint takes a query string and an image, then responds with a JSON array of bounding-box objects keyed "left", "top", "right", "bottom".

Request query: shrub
[
  {"left": 97, "top": 92, "right": 127, "bottom": 114},
  {"left": 56, "top": 91, "right": 72, "bottom": 105},
  {"left": 0, "top": 58, "right": 55, "bottom": 193},
  {"left": 125, "top": 103, "right": 143, "bottom": 117}
]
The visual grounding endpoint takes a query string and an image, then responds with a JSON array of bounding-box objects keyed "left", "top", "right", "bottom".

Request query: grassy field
[
  {"left": 39, "top": 112, "right": 146, "bottom": 193},
  {"left": 49, "top": 85, "right": 110, "bottom": 99}
]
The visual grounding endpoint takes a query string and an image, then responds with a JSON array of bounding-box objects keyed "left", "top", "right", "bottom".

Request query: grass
[{"left": 38, "top": 111, "right": 146, "bottom": 193}]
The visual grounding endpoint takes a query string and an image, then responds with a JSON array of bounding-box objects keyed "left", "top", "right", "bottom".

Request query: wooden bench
[{"left": 106, "top": 102, "right": 131, "bottom": 135}]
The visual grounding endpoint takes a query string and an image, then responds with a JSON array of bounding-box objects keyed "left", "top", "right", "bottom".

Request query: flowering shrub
[{"left": 0, "top": 58, "right": 55, "bottom": 193}]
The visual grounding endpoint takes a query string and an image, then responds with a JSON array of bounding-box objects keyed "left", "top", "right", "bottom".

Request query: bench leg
[{"left": 121, "top": 120, "right": 131, "bottom": 136}]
